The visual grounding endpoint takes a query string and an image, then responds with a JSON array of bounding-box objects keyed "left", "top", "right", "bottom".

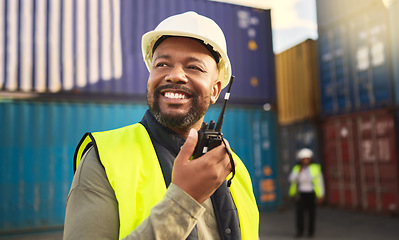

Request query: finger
[{"left": 175, "top": 128, "right": 198, "bottom": 164}]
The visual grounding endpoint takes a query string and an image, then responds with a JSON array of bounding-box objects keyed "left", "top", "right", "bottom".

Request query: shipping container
[
  {"left": 385, "top": 0, "right": 399, "bottom": 105},
  {"left": 0, "top": 100, "right": 148, "bottom": 233},
  {"left": 316, "top": 0, "right": 380, "bottom": 28},
  {"left": 322, "top": 116, "right": 360, "bottom": 209},
  {"left": 317, "top": 0, "right": 394, "bottom": 116},
  {"left": 0, "top": 100, "right": 280, "bottom": 233},
  {"left": 275, "top": 39, "right": 320, "bottom": 125},
  {"left": 278, "top": 120, "right": 321, "bottom": 205},
  {"left": 203, "top": 105, "right": 281, "bottom": 211},
  {"left": 0, "top": 0, "right": 275, "bottom": 105},
  {"left": 322, "top": 108, "right": 399, "bottom": 215}
]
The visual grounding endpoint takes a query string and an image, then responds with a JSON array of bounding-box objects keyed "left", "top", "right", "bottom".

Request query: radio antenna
[{"left": 215, "top": 75, "right": 234, "bottom": 132}]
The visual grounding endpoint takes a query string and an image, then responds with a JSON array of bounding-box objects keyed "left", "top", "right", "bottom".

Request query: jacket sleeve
[
  {"left": 63, "top": 146, "right": 120, "bottom": 239},
  {"left": 63, "top": 146, "right": 206, "bottom": 240}
]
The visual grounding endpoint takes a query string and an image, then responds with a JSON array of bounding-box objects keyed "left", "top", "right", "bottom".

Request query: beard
[{"left": 147, "top": 84, "right": 210, "bottom": 130}]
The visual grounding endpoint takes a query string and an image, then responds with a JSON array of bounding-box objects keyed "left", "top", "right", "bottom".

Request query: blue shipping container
[
  {"left": 0, "top": 0, "right": 275, "bottom": 105},
  {"left": 206, "top": 105, "right": 281, "bottom": 212},
  {"left": 317, "top": 0, "right": 394, "bottom": 116},
  {"left": 0, "top": 100, "right": 148, "bottom": 233},
  {"left": 0, "top": 100, "right": 280, "bottom": 233}
]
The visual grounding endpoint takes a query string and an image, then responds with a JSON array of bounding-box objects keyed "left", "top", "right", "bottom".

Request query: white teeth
[{"left": 164, "top": 92, "right": 187, "bottom": 99}]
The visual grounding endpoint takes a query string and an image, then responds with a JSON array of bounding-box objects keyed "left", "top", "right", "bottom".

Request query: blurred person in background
[
  {"left": 289, "top": 148, "right": 325, "bottom": 238},
  {"left": 63, "top": 11, "right": 259, "bottom": 240}
]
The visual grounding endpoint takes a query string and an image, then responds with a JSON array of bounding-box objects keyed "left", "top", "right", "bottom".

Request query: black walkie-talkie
[{"left": 192, "top": 75, "right": 235, "bottom": 186}]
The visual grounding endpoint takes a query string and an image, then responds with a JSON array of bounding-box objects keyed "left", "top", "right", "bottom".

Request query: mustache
[{"left": 154, "top": 84, "right": 197, "bottom": 98}]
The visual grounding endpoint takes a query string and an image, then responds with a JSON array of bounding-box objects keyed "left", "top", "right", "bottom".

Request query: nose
[{"left": 166, "top": 65, "right": 188, "bottom": 84}]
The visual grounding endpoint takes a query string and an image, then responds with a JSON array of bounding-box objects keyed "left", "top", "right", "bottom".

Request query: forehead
[{"left": 153, "top": 37, "right": 215, "bottom": 61}]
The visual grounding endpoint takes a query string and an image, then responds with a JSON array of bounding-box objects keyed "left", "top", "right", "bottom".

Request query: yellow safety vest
[
  {"left": 289, "top": 163, "right": 324, "bottom": 199},
  {"left": 75, "top": 123, "right": 259, "bottom": 240}
]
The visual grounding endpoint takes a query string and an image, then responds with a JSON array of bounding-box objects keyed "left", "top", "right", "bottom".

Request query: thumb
[{"left": 175, "top": 128, "right": 198, "bottom": 163}]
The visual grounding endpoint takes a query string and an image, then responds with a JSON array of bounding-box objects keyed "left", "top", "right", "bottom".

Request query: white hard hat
[
  {"left": 142, "top": 11, "right": 232, "bottom": 89},
  {"left": 296, "top": 148, "right": 313, "bottom": 160}
]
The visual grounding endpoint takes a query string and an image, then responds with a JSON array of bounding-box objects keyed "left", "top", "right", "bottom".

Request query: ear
[{"left": 210, "top": 80, "right": 222, "bottom": 104}]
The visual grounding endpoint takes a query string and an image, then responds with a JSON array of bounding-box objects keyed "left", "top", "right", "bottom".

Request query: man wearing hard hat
[
  {"left": 289, "top": 148, "right": 325, "bottom": 238},
  {"left": 64, "top": 12, "right": 259, "bottom": 240}
]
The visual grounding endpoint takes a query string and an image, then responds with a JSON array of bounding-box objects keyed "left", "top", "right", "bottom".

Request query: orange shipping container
[{"left": 275, "top": 39, "right": 320, "bottom": 125}]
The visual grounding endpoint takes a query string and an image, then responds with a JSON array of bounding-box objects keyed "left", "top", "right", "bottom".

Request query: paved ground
[
  {"left": 1, "top": 206, "right": 399, "bottom": 239},
  {"left": 259, "top": 205, "right": 399, "bottom": 240}
]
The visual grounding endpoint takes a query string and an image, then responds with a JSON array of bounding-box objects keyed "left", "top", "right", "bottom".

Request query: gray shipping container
[
  {"left": 278, "top": 120, "right": 321, "bottom": 206},
  {"left": 386, "top": 0, "right": 399, "bottom": 105},
  {"left": 0, "top": 0, "right": 275, "bottom": 105},
  {"left": 316, "top": 0, "right": 379, "bottom": 28}
]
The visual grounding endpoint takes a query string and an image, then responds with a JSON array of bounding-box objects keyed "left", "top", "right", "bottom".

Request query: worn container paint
[
  {"left": 322, "top": 108, "right": 399, "bottom": 215},
  {"left": 205, "top": 105, "right": 281, "bottom": 212},
  {"left": 0, "top": 100, "right": 279, "bottom": 233},
  {"left": 275, "top": 39, "right": 320, "bottom": 125},
  {"left": 278, "top": 120, "right": 321, "bottom": 205},
  {"left": 0, "top": 0, "right": 275, "bottom": 105},
  {"left": 317, "top": 0, "right": 394, "bottom": 116}
]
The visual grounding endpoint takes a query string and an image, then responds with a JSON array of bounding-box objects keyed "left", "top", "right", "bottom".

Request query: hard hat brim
[{"left": 142, "top": 30, "right": 232, "bottom": 89}]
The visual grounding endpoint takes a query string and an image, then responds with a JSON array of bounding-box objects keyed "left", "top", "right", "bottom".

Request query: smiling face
[{"left": 146, "top": 37, "right": 222, "bottom": 136}]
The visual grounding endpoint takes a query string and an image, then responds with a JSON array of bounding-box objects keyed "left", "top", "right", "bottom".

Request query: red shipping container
[
  {"left": 356, "top": 110, "right": 398, "bottom": 213},
  {"left": 323, "top": 117, "right": 360, "bottom": 209},
  {"left": 322, "top": 109, "right": 399, "bottom": 215}
]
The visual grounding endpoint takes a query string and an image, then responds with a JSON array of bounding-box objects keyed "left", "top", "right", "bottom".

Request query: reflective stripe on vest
[
  {"left": 74, "top": 123, "right": 259, "bottom": 239},
  {"left": 289, "top": 163, "right": 323, "bottom": 198}
]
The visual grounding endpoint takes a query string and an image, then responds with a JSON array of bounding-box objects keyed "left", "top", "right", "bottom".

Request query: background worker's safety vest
[
  {"left": 289, "top": 163, "right": 324, "bottom": 199},
  {"left": 74, "top": 123, "right": 259, "bottom": 240}
]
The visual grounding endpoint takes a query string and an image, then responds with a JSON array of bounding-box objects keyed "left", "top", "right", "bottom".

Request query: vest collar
[{"left": 140, "top": 110, "right": 186, "bottom": 157}]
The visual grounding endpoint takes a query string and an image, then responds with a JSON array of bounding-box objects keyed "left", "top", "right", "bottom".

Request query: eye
[
  {"left": 187, "top": 65, "right": 205, "bottom": 72},
  {"left": 155, "top": 62, "right": 168, "bottom": 68}
]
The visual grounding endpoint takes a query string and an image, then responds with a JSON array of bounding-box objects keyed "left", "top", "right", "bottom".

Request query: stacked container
[
  {"left": 316, "top": 0, "right": 399, "bottom": 215},
  {"left": 275, "top": 39, "right": 322, "bottom": 205},
  {"left": 0, "top": 0, "right": 279, "bottom": 234}
]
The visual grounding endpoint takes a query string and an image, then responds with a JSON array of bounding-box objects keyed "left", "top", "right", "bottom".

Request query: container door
[
  {"left": 323, "top": 117, "right": 359, "bottom": 209},
  {"left": 356, "top": 110, "right": 398, "bottom": 214}
]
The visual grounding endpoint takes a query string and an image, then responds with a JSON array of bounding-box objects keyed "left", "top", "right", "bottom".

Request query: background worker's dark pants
[{"left": 296, "top": 192, "right": 316, "bottom": 236}]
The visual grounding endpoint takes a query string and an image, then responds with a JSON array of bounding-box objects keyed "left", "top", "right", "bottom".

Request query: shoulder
[
  {"left": 93, "top": 122, "right": 146, "bottom": 138},
  {"left": 292, "top": 164, "right": 301, "bottom": 171},
  {"left": 72, "top": 146, "right": 116, "bottom": 199},
  {"left": 311, "top": 163, "right": 321, "bottom": 168}
]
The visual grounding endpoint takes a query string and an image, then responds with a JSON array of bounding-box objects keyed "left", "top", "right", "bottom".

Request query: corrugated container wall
[
  {"left": 0, "top": 100, "right": 280, "bottom": 233},
  {"left": 278, "top": 120, "right": 321, "bottom": 206},
  {"left": 322, "top": 109, "right": 399, "bottom": 215},
  {"left": 316, "top": 0, "right": 394, "bottom": 116},
  {"left": 205, "top": 105, "right": 281, "bottom": 212},
  {"left": 0, "top": 100, "right": 148, "bottom": 233},
  {"left": 275, "top": 39, "right": 320, "bottom": 125},
  {"left": 0, "top": 0, "right": 275, "bottom": 105}
]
